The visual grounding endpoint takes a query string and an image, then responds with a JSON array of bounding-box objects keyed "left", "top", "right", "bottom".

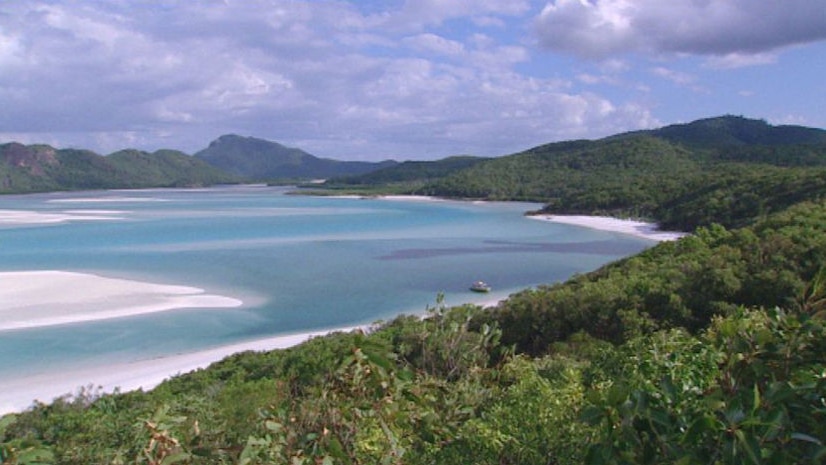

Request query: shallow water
[{"left": 0, "top": 186, "right": 653, "bottom": 379}]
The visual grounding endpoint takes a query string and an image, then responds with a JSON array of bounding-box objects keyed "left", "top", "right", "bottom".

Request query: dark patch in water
[{"left": 378, "top": 239, "right": 645, "bottom": 260}]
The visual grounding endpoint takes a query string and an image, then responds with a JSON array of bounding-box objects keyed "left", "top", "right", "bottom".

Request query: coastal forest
[{"left": 2, "top": 115, "right": 826, "bottom": 464}]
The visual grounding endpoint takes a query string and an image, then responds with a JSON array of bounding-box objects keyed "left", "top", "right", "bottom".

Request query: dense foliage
[
  {"left": 409, "top": 117, "right": 826, "bottom": 231},
  {"left": 0, "top": 143, "right": 238, "bottom": 193},
  {"left": 322, "top": 156, "right": 488, "bottom": 190}
]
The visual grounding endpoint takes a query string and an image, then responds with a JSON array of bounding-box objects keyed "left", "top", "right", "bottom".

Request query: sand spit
[
  {"left": 0, "top": 209, "right": 125, "bottom": 225},
  {"left": 0, "top": 271, "right": 242, "bottom": 331}
]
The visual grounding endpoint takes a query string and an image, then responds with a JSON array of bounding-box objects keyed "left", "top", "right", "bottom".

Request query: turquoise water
[{"left": 0, "top": 186, "right": 653, "bottom": 378}]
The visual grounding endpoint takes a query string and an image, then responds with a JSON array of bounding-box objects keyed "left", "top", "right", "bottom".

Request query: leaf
[
  {"left": 752, "top": 384, "right": 761, "bottom": 412},
  {"left": 160, "top": 452, "right": 191, "bottom": 465},
  {"left": 327, "top": 436, "right": 348, "bottom": 460},
  {"left": 734, "top": 430, "right": 762, "bottom": 465},
  {"left": 607, "top": 384, "right": 630, "bottom": 406},
  {"left": 791, "top": 432, "right": 823, "bottom": 445},
  {"left": 579, "top": 406, "right": 606, "bottom": 426},
  {"left": 265, "top": 420, "right": 283, "bottom": 433},
  {"left": 685, "top": 415, "right": 715, "bottom": 443}
]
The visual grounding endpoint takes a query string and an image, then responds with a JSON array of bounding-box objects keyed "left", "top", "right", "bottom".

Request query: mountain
[
  {"left": 617, "top": 115, "right": 826, "bottom": 148},
  {"left": 194, "top": 134, "right": 397, "bottom": 181},
  {"left": 0, "top": 142, "right": 238, "bottom": 193},
  {"left": 324, "top": 155, "right": 489, "bottom": 187}
]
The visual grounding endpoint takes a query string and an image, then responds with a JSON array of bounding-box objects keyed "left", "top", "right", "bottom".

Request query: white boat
[{"left": 470, "top": 281, "right": 491, "bottom": 292}]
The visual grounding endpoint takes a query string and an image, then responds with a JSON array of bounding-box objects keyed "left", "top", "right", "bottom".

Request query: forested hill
[
  {"left": 622, "top": 115, "right": 826, "bottom": 149},
  {"left": 411, "top": 116, "right": 826, "bottom": 231},
  {"left": 323, "top": 155, "right": 489, "bottom": 190},
  {"left": 0, "top": 143, "right": 239, "bottom": 193},
  {"left": 194, "top": 134, "right": 398, "bottom": 181}
]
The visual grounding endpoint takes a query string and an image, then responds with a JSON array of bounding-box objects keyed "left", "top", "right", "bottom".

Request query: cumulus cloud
[
  {"left": 0, "top": 0, "right": 661, "bottom": 159},
  {"left": 534, "top": 0, "right": 826, "bottom": 59}
]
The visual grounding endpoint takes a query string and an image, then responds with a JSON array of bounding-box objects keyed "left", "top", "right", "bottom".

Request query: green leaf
[
  {"left": 752, "top": 384, "right": 761, "bottom": 412},
  {"left": 734, "top": 430, "right": 762, "bottom": 465},
  {"left": 160, "top": 452, "right": 191, "bottom": 465},
  {"left": 580, "top": 406, "right": 605, "bottom": 426},
  {"left": 791, "top": 432, "right": 823, "bottom": 445},
  {"left": 607, "top": 384, "right": 630, "bottom": 406}
]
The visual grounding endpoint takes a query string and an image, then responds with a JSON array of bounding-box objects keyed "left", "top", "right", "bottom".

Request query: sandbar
[
  {"left": 530, "top": 214, "right": 686, "bottom": 242},
  {"left": 0, "top": 271, "right": 242, "bottom": 331},
  {"left": 48, "top": 196, "right": 167, "bottom": 203},
  {"left": 0, "top": 209, "right": 125, "bottom": 225}
]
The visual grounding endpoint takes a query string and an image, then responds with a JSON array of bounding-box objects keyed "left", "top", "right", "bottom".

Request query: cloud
[
  {"left": 704, "top": 52, "right": 778, "bottom": 69},
  {"left": 404, "top": 33, "right": 466, "bottom": 56},
  {"left": 0, "top": 0, "right": 661, "bottom": 160},
  {"left": 388, "top": 0, "right": 532, "bottom": 30},
  {"left": 534, "top": 0, "right": 826, "bottom": 59}
]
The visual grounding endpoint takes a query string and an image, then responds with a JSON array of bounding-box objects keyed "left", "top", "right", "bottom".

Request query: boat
[{"left": 470, "top": 281, "right": 491, "bottom": 293}]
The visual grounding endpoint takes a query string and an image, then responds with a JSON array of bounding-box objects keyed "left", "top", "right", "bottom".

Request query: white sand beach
[
  {"left": 0, "top": 271, "right": 242, "bottom": 331},
  {"left": 531, "top": 214, "right": 686, "bottom": 242}
]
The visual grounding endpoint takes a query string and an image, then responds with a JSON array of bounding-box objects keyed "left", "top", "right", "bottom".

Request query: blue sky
[{"left": 1, "top": 0, "right": 824, "bottom": 160}]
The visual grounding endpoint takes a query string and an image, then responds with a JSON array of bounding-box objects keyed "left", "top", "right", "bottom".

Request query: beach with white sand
[
  {"left": 530, "top": 214, "right": 686, "bottom": 242},
  {"left": 0, "top": 271, "right": 243, "bottom": 332}
]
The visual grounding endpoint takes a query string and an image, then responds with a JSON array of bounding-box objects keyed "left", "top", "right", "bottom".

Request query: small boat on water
[{"left": 470, "top": 281, "right": 491, "bottom": 293}]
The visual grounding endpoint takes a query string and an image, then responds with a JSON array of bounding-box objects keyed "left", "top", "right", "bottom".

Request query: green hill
[
  {"left": 619, "top": 115, "right": 826, "bottom": 148},
  {"left": 414, "top": 116, "right": 826, "bottom": 230},
  {"left": 323, "top": 155, "right": 489, "bottom": 188},
  {"left": 194, "top": 134, "right": 397, "bottom": 181},
  {"left": 0, "top": 142, "right": 239, "bottom": 193}
]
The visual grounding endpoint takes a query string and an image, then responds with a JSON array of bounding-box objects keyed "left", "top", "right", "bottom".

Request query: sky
[{"left": 1, "top": 1, "right": 825, "bottom": 161}]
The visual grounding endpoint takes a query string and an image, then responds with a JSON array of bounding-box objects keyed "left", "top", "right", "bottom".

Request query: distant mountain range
[
  {"left": 2, "top": 116, "right": 826, "bottom": 204},
  {"left": 0, "top": 143, "right": 238, "bottom": 194},
  {"left": 0, "top": 135, "right": 398, "bottom": 194},
  {"left": 193, "top": 134, "right": 397, "bottom": 181}
]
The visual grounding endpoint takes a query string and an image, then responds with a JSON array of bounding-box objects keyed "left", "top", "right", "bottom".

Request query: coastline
[
  {"left": 529, "top": 214, "right": 686, "bottom": 242},
  {"left": 0, "top": 204, "right": 680, "bottom": 415},
  {"left": 0, "top": 326, "right": 364, "bottom": 415}
]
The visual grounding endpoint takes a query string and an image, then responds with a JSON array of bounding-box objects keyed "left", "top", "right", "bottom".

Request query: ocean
[{"left": 0, "top": 186, "right": 652, "bottom": 386}]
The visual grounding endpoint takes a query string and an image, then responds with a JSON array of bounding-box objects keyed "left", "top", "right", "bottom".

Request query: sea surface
[{"left": 0, "top": 186, "right": 653, "bottom": 380}]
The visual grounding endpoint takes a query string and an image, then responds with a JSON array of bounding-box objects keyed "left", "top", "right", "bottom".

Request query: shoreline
[
  {"left": 0, "top": 325, "right": 365, "bottom": 415},
  {"left": 529, "top": 214, "right": 686, "bottom": 242},
  {"left": 0, "top": 196, "right": 680, "bottom": 414}
]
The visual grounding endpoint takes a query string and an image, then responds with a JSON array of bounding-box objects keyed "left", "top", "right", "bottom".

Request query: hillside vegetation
[
  {"left": 413, "top": 117, "right": 826, "bottom": 231},
  {"left": 194, "top": 135, "right": 397, "bottom": 182},
  {"left": 322, "top": 155, "right": 489, "bottom": 190},
  {"left": 0, "top": 143, "right": 238, "bottom": 193},
  {"left": 327, "top": 116, "right": 826, "bottom": 231}
]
